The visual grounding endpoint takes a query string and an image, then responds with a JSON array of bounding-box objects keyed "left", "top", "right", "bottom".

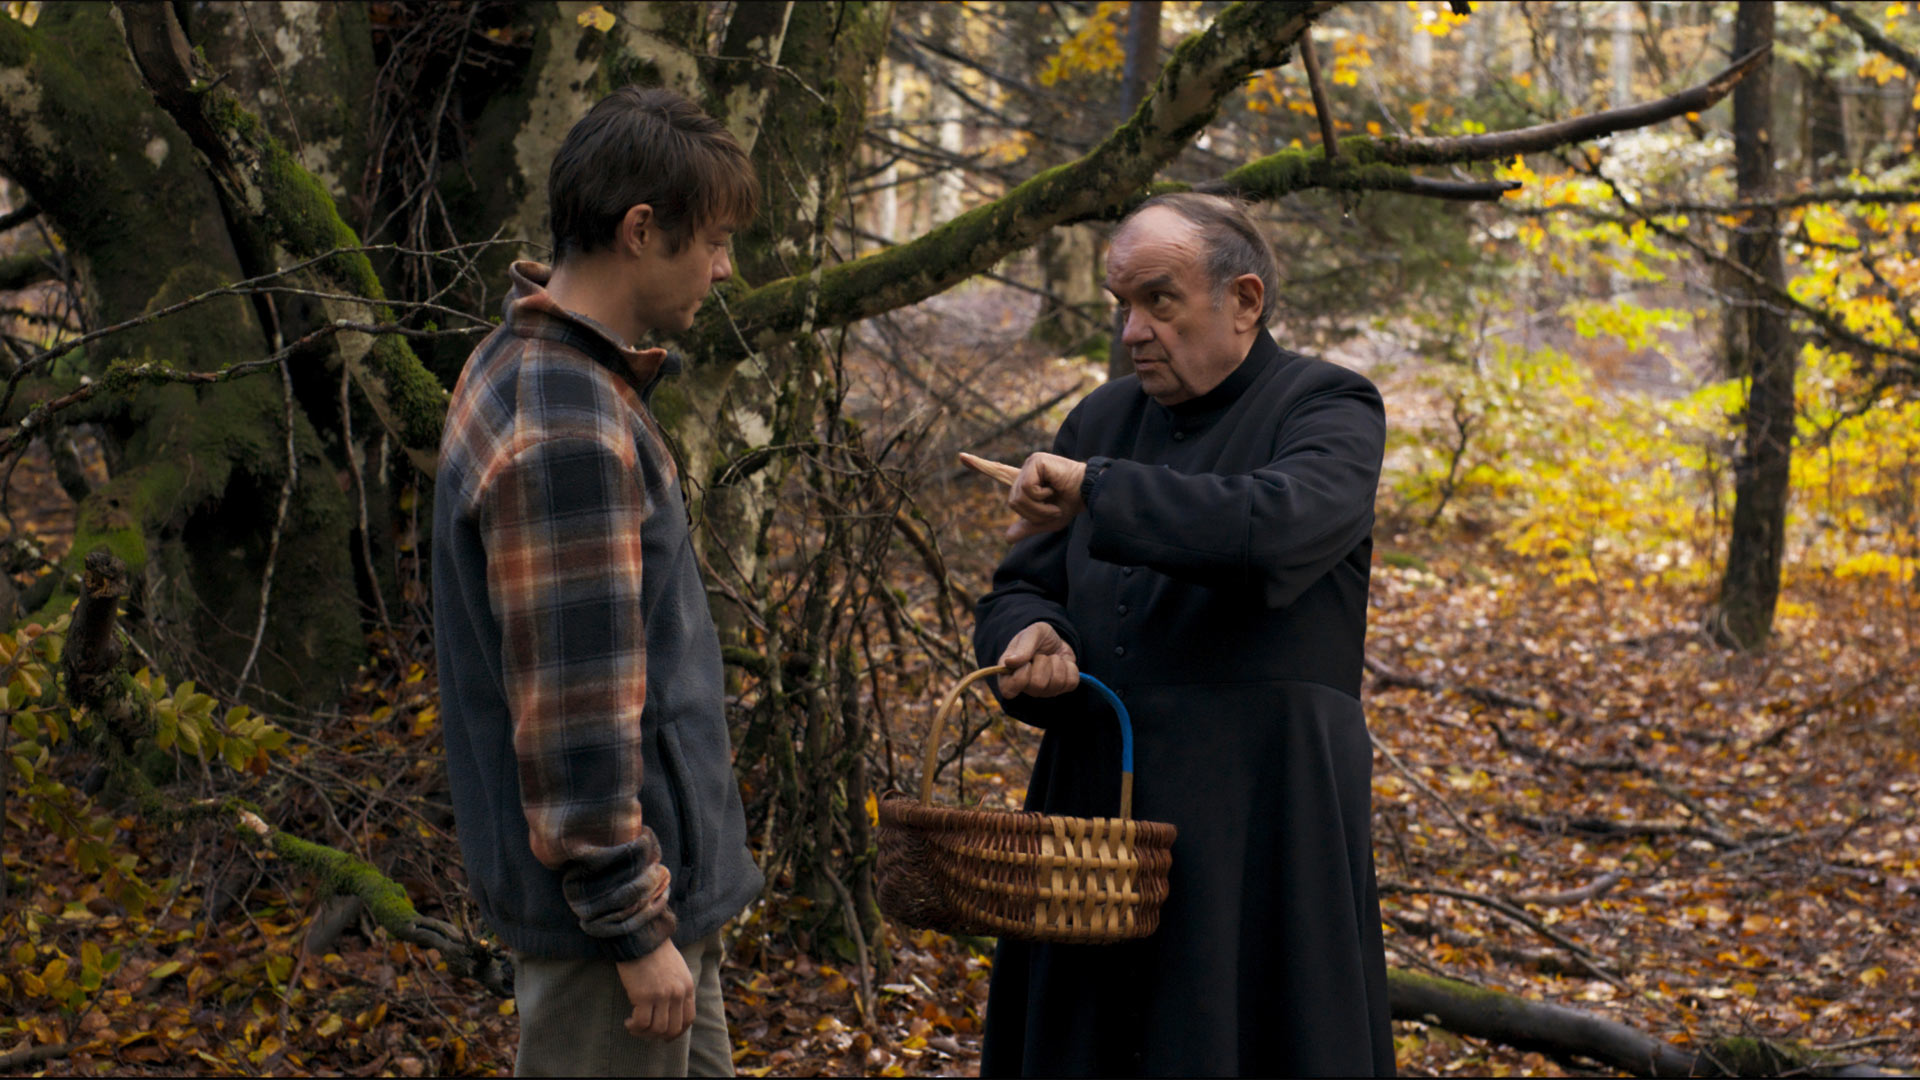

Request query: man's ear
[
  {"left": 1230, "top": 273, "right": 1265, "bottom": 333},
  {"left": 617, "top": 204, "right": 656, "bottom": 256}
]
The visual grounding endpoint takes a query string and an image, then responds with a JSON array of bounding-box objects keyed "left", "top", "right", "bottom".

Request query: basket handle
[{"left": 918, "top": 667, "right": 1135, "bottom": 820}]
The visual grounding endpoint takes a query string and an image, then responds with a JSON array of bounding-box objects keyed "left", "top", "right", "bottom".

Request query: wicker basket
[{"left": 876, "top": 667, "right": 1176, "bottom": 944}]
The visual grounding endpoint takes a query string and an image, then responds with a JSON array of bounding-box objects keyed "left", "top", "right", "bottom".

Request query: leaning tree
[{"left": 11, "top": 2, "right": 1888, "bottom": 1073}]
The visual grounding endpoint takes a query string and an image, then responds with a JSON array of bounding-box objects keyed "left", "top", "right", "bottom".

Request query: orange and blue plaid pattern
[{"left": 438, "top": 261, "right": 679, "bottom": 958}]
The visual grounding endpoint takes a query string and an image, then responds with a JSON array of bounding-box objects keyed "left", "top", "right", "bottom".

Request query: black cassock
[{"left": 973, "top": 332, "right": 1394, "bottom": 1077}]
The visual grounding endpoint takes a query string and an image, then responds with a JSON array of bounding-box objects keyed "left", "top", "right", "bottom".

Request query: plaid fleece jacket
[{"left": 433, "top": 261, "right": 759, "bottom": 961}]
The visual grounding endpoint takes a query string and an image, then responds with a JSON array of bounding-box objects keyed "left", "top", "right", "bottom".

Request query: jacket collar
[
  {"left": 1163, "top": 330, "right": 1278, "bottom": 419},
  {"left": 503, "top": 260, "right": 675, "bottom": 389}
]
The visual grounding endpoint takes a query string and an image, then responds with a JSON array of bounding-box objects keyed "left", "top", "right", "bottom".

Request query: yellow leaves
[
  {"left": 1859, "top": 53, "right": 1907, "bottom": 85},
  {"left": 1407, "top": 1, "right": 1473, "bottom": 37},
  {"left": 1497, "top": 155, "right": 1537, "bottom": 200},
  {"left": 1860, "top": 965, "right": 1889, "bottom": 987},
  {"left": 865, "top": 790, "right": 880, "bottom": 827},
  {"left": 146, "top": 959, "right": 185, "bottom": 982},
  {"left": 1329, "top": 31, "right": 1373, "bottom": 87},
  {"left": 575, "top": 4, "right": 616, "bottom": 33},
  {"left": 1038, "top": 1, "right": 1127, "bottom": 87}
]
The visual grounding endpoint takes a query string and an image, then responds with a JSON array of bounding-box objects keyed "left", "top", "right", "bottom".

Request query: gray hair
[{"left": 1119, "top": 192, "right": 1279, "bottom": 324}]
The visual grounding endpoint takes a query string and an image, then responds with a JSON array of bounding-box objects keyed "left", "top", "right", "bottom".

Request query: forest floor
[{"left": 4, "top": 293, "right": 1919, "bottom": 1076}]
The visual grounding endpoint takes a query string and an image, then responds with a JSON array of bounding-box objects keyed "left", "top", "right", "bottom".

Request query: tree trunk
[
  {"left": 0, "top": 3, "right": 365, "bottom": 703},
  {"left": 1711, "top": 1, "right": 1793, "bottom": 652},
  {"left": 1106, "top": 0, "right": 1161, "bottom": 379},
  {"left": 1021, "top": 0, "right": 1109, "bottom": 358}
]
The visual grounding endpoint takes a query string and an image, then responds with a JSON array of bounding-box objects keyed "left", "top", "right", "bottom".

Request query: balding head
[{"left": 1114, "top": 193, "right": 1279, "bottom": 325}]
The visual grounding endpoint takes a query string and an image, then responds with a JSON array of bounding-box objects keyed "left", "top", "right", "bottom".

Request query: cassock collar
[{"left": 1164, "top": 330, "right": 1278, "bottom": 421}]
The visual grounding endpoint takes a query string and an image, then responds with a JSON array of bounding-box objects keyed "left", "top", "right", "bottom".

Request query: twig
[
  {"left": 238, "top": 356, "right": 299, "bottom": 687},
  {"left": 340, "top": 362, "right": 393, "bottom": 638},
  {"left": 1299, "top": 31, "right": 1339, "bottom": 161},
  {"left": 1370, "top": 731, "right": 1504, "bottom": 857},
  {"left": 1380, "top": 881, "right": 1633, "bottom": 994},
  {"left": 822, "top": 868, "right": 876, "bottom": 1028}
]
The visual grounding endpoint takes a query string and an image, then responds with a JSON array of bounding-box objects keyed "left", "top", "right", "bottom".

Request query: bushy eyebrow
[{"left": 1104, "top": 273, "right": 1179, "bottom": 297}]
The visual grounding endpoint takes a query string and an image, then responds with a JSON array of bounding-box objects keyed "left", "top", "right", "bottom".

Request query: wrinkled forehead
[{"left": 1107, "top": 207, "right": 1207, "bottom": 287}]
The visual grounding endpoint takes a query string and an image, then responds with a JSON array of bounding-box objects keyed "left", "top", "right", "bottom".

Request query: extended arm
[{"left": 1085, "top": 369, "right": 1383, "bottom": 607}]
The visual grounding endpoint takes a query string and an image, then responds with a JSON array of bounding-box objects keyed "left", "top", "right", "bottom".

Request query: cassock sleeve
[
  {"left": 1084, "top": 364, "right": 1384, "bottom": 609},
  {"left": 973, "top": 405, "right": 1091, "bottom": 729}
]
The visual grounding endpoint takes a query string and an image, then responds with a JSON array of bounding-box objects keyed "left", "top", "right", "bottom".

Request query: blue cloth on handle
[{"left": 1076, "top": 674, "right": 1131, "bottom": 777}]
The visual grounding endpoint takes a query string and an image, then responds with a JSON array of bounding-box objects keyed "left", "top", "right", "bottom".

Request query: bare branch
[
  {"left": 704, "top": 1, "right": 1342, "bottom": 356},
  {"left": 1387, "top": 46, "right": 1769, "bottom": 165},
  {"left": 1812, "top": 0, "right": 1920, "bottom": 76},
  {"left": 0, "top": 201, "right": 42, "bottom": 233}
]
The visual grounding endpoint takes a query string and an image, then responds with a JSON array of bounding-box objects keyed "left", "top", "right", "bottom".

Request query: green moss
[
  {"left": 1384, "top": 967, "right": 1510, "bottom": 1005},
  {"left": 70, "top": 462, "right": 187, "bottom": 576},
  {"left": 649, "top": 381, "right": 690, "bottom": 432},
  {"left": 1378, "top": 550, "right": 1429, "bottom": 571},
  {"left": 270, "top": 832, "right": 421, "bottom": 930},
  {"left": 1707, "top": 1036, "right": 1813, "bottom": 1075},
  {"left": 200, "top": 89, "right": 449, "bottom": 450}
]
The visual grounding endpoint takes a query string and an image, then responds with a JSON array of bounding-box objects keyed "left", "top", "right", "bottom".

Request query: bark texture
[{"left": 1712, "top": 2, "right": 1793, "bottom": 651}]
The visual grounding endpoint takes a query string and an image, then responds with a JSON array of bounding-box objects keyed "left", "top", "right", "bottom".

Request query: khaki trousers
[{"left": 513, "top": 932, "right": 732, "bottom": 1077}]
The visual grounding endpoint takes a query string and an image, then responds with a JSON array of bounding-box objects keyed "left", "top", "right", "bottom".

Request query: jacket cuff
[
  {"left": 601, "top": 909, "right": 679, "bottom": 961},
  {"left": 1079, "top": 456, "right": 1113, "bottom": 508}
]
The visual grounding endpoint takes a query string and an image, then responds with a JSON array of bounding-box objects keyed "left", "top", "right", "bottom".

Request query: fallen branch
[
  {"left": 0, "top": 1042, "right": 72, "bottom": 1071},
  {"left": 1386, "top": 912, "right": 1617, "bottom": 978},
  {"left": 1364, "top": 653, "right": 1598, "bottom": 726},
  {"left": 1388, "top": 968, "right": 1895, "bottom": 1077},
  {"left": 230, "top": 809, "right": 512, "bottom": 996},
  {"left": 60, "top": 551, "right": 514, "bottom": 1000},
  {"left": 1511, "top": 871, "right": 1626, "bottom": 907},
  {"left": 1502, "top": 809, "right": 1739, "bottom": 849}
]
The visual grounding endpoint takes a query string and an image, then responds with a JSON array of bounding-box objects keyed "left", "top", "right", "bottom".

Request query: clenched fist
[
  {"left": 617, "top": 939, "right": 696, "bottom": 1041},
  {"left": 1006, "top": 452, "right": 1088, "bottom": 541},
  {"left": 997, "top": 622, "right": 1079, "bottom": 698}
]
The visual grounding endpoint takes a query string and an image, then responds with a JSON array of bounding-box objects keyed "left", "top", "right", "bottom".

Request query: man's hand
[
  {"left": 617, "top": 939, "right": 696, "bottom": 1041},
  {"left": 998, "top": 622, "right": 1079, "bottom": 698},
  {"left": 1006, "top": 452, "right": 1088, "bottom": 541}
]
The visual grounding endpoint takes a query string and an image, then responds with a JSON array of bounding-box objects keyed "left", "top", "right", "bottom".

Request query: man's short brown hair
[{"left": 548, "top": 86, "right": 759, "bottom": 261}]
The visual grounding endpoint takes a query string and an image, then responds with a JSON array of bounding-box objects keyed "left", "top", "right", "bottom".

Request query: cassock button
[
  {"left": 1117, "top": 604, "right": 1129, "bottom": 616},
  {"left": 1114, "top": 646, "right": 1127, "bottom": 657},
  {"left": 1172, "top": 431, "right": 1186, "bottom": 441},
  {"left": 1122, "top": 567, "right": 1135, "bottom": 577}
]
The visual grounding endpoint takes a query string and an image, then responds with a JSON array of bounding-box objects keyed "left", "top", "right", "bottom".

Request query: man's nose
[
  {"left": 711, "top": 248, "right": 733, "bottom": 283},
  {"left": 1121, "top": 307, "right": 1153, "bottom": 345}
]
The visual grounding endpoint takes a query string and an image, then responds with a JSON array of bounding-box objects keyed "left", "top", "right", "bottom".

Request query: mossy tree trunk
[{"left": 0, "top": 2, "right": 365, "bottom": 704}]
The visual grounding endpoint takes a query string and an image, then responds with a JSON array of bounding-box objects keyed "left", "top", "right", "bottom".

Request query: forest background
[{"left": 1, "top": 0, "right": 1918, "bottom": 1075}]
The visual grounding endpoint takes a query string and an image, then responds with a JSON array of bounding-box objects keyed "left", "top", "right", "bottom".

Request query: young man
[
  {"left": 975, "top": 193, "right": 1393, "bottom": 1076},
  {"left": 432, "top": 87, "right": 762, "bottom": 1077}
]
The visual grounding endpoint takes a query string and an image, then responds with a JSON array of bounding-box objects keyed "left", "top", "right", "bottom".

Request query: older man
[{"left": 973, "top": 192, "right": 1393, "bottom": 1076}]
